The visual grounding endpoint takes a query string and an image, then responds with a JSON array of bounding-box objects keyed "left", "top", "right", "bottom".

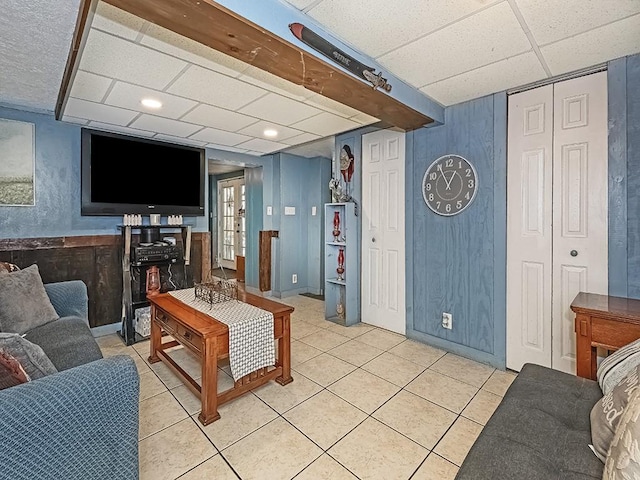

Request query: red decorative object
[
  {"left": 336, "top": 247, "right": 345, "bottom": 281},
  {"left": 332, "top": 211, "right": 341, "bottom": 241},
  {"left": 146, "top": 266, "right": 161, "bottom": 297}
]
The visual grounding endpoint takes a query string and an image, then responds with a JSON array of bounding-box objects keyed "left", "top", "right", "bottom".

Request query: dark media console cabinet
[{"left": 119, "top": 225, "right": 193, "bottom": 345}]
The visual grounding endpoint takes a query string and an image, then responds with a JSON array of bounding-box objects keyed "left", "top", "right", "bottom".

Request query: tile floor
[{"left": 97, "top": 295, "right": 517, "bottom": 480}]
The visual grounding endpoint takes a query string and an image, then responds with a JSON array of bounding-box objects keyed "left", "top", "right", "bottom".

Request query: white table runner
[{"left": 169, "top": 288, "right": 275, "bottom": 381}]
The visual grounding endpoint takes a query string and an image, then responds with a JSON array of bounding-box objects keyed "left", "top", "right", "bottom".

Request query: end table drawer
[
  {"left": 155, "top": 308, "right": 177, "bottom": 334},
  {"left": 175, "top": 324, "right": 202, "bottom": 354}
]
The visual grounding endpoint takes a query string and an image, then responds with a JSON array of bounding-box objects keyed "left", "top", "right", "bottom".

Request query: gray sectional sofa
[{"left": 456, "top": 363, "right": 603, "bottom": 480}]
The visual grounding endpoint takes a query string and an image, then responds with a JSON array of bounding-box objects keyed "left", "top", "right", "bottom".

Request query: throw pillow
[
  {"left": 0, "top": 264, "right": 58, "bottom": 334},
  {"left": 0, "top": 333, "right": 57, "bottom": 380},
  {"left": 603, "top": 388, "right": 640, "bottom": 479},
  {"left": 0, "top": 350, "right": 30, "bottom": 390},
  {"left": 598, "top": 338, "right": 640, "bottom": 395},
  {"left": 591, "top": 365, "right": 640, "bottom": 462}
]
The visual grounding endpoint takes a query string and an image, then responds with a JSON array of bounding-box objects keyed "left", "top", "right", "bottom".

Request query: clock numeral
[
  {"left": 465, "top": 192, "right": 470, "bottom": 200},
  {"left": 429, "top": 172, "right": 437, "bottom": 180},
  {"left": 466, "top": 168, "right": 471, "bottom": 177},
  {"left": 425, "top": 183, "right": 431, "bottom": 191},
  {"left": 457, "top": 200, "right": 462, "bottom": 209},
  {"left": 445, "top": 158, "right": 454, "bottom": 168},
  {"left": 445, "top": 203, "right": 452, "bottom": 213},
  {"left": 428, "top": 193, "right": 434, "bottom": 202},
  {"left": 468, "top": 179, "right": 475, "bottom": 188},
  {"left": 436, "top": 201, "right": 441, "bottom": 210}
]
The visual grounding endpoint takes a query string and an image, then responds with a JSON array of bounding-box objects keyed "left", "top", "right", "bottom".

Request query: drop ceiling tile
[
  {"left": 206, "top": 144, "right": 250, "bottom": 154},
  {"left": 284, "top": 0, "right": 318, "bottom": 9},
  {"left": 168, "top": 65, "right": 268, "bottom": 111},
  {"left": 62, "top": 116, "right": 90, "bottom": 126},
  {"left": 245, "top": 151, "right": 265, "bottom": 157},
  {"left": 303, "top": 93, "right": 363, "bottom": 119},
  {"left": 239, "top": 66, "right": 313, "bottom": 102},
  {"left": 190, "top": 127, "right": 253, "bottom": 146},
  {"left": 69, "top": 70, "right": 112, "bottom": 103},
  {"left": 515, "top": 0, "right": 640, "bottom": 46},
  {"left": 80, "top": 29, "right": 187, "bottom": 90},
  {"left": 239, "top": 93, "right": 322, "bottom": 126},
  {"left": 87, "top": 121, "right": 156, "bottom": 137},
  {"left": 92, "top": 2, "right": 145, "bottom": 41},
  {"left": 378, "top": 2, "right": 532, "bottom": 87},
  {"left": 540, "top": 14, "right": 640, "bottom": 76},
  {"left": 153, "top": 134, "right": 208, "bottom": 147},
  {"left": 280, "top": 132, "right": 322, "bottom": 146},
  {"left": 65, "top": 97, "right": 139, "bottom": 126},
  {"left": 105, "top": 82, "right": 197, "bottom": 119},
  {"left": 421, "top": 51, "right": 547, "bottom": 106},
  {"left": 291, "top": 112, "right": 360, "bottom": 137},
  {"left": 141, "top": 23, "right": 250, "bottom": 77},
  {"left": 350, "top": 112, "right": 380, "bottom": 125},
  {"left": 235, "top": 138, "right": 289, "bottom": 154},
  {"left": 307, "top": 0, "right": 498, "bottom": 57},
  {"left": 237, "top": 121, "right": 304, "bottom": 141},
  {"left": 129, "top": 114, "right": 202, "bottom": 137},
  {"left": 181, "top": 104, "right": 258, "bottom": 132}
]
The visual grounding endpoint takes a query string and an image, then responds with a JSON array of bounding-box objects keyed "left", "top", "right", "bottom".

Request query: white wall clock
[{"left": 422, "top": 154, "right": 478, "bottom": 216}]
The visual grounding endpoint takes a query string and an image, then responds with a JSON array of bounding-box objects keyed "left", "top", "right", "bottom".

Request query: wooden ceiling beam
[{"left": 100, "top": 0, "right": 434, "bottom": 130}]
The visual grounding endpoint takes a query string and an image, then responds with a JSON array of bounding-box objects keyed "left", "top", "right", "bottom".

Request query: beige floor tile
[
  {"left": 223, "top": 417, "right": 322, "bottom": 480},
  {"left": 328, "top": 339, "right": 384, "bottom": 367},
  {"left": 373, "top": 390, "right": 457, "bottom": 450},
  {"left": 139, "top": 370, "right": 167, "bottom": 402},
  {"left": 167, "top": 347, "right": 203, "bottom": 379},
  {"left": 100, "top": 344, "right": 136, "bottom": 357},
  {"left": 406, "top": 370, "right": 478, "bottom": 414},
  {"left": 253, "top": 372, "right": 322, "bottom": 414},
  {"left": 299, "top": 329, "right": 350, "bottom": 351},
  {"left": 328, "top": 369, "right": 400, "bottom": 414},
  {"left": 139, "top": 390, "right": 189, "bottom": 440},
  {"left": 284, "top": 390, "right": 367, "bottom": 449},
  {"left": 95, "top": 333, "right": 125, "bottom": 349},
  {"left": 461, "top": 389, "right": 502, "bottom": 425},
  {"left": 362, "top": 352, "right": 425, "bottom": 387},
  {"left": 482, "top": 369, "right": 517, "bottom": 396},
  {"left": 291, "top": 340, "right": 323, "bottom": 367},
  {"left": 291, "top": 320, "right": 323, "bottom": 340},
  {"left": 324, "top": 321, "right": 374, "bottom": 339},
  {"left": 357, "top": 328, "right": 406, "bottom": 350},
  {"left": 388, "top": 340, "right": 446, "bottom": 367},
  {"left": 412, "top": 454, "right": 459, "bottom": 480},
  {"left": 139, "top": 418, "right": 216, "bottom": 480},
  {"left": 151, "top": 360, "right": 190, "bottom": 389},
  {"left": 178, "top": 454, "right": 238, "bottom": 479},
  {"left": 170, "top": 384, "right": 202, "bottom": 416},
  {"left": 430, "top": 354, "right": 495, "bottom": 388},
  {"left": 197, "top": 393, "right": 278, "bottom": 450},
  {"left": 296, "top": 454, "right": 358, "bottom": 479},
  {"left": 294, "top": 353, "right": 356, "bottom": 387},
  {"left": 133, "top": 338, "right": 151, "bottom": 356},
  {"left": 433, "top": 417, "right": 483, "bottom": 466},
  {"left": 329, "top": 418, "right": 428, "bottom": 480},
  {"left": 129, "top": 352, "right": 152, "bottom": 374}
]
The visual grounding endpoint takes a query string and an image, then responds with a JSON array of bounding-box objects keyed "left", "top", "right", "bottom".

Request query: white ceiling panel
[
  {"left": 307, "top": 0, "right": 500, "bottom": 57},
  {"left": 153, "top": 134, "right": 208, "bottom": 147},
  {"left": 236, "top": 138, "right": 289, "bottom": 153},
  {"left": 87, "top": 121, "right": 156, "bottom": 137},
  {"left": 379, "top": 2, "right": 532, "bottom": 88},
  {"left": 191, "top": 128, "right": 252, "bottom": 146},
  {"left": 421, "top": 52, "right": 546, "bottom": 106},
  {"left": 239, "top": 65, "right": 314, "bottom": 102},
  {"left": 541, "top": 14, "right": 640, "bottom": 76},
  {"left": 283, "top": 0, "right": 318, "bottom": 10},
  {"left": 515, "top": 0, "right": 640, "bottom": 46},
  {"left": 280, "top": 132, "right": 321, "bottom": 146},
  {"left": 181, "top": 104, "right": 258, "bottom": 132},
  {"left": 92, "top": 2, "right": 145, "bottom": 41},
  {"left": 130, "top": 114, "right": 202, "bottom": 137},
  {"left": 62, "top": 116, "right": 90, "bottom": 126},
  {"left": 303, "top": 93, "right": 364, "bottom": 119},
  {"left": 141, "top": 23, "right": 251, "bottom": 78},
  {"left": 237, "top": 121, "right": 304, "bottom": 141},
  {"left": 292, "top": 111, "right": 360, "bottom": 137},
  {"left": 207, "top": 144, "right": 250, "bottom": 154},
  {"left": 105, "top": 82, "right": 197, "bottom": 119},
  {"left": 69, "top": 70, "right": 113, "bottom": 103},
  {"left": 65, "top": 97, "right": 139, "bottom": 126},
  {"left": 239, "top": 93, "right": 322, "bottom": 126},
  {"left": 350, "top": 112, "right": 380, "bottom": 125},
  {"left": 167, "top": 65, "right": 268, "bottom": 111}
]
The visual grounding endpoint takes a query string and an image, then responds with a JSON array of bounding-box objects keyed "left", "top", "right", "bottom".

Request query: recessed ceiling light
[
  {"left": 263, "top": 128, "right": 278, "bottom": 138},
  {"left": 141, "top": 98, "right": 162, "bottom": 109}
]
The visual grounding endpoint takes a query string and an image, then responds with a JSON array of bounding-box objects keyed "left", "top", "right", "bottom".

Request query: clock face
[{"left": 422, "top": 154, "right": 478, "bottom": 216}]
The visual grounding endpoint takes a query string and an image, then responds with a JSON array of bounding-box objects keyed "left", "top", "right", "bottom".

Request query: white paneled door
[
  {"left": 217, "top": 177, "right": 246, "bottom": 270},
  {"left": 362, "top": 129, "right": 406, "bottom": 334},
  {"left": 507, "top": 71, "right": 608, "bottom": 373}
]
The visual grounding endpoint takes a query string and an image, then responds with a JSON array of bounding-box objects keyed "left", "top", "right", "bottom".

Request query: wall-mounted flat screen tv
[{"left": 81, "top": 129, "right": 205, "bottom": 216}]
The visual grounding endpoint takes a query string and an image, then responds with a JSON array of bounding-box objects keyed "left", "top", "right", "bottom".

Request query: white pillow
[
  {"left": 598, "top": 338, "right": 640, "bottom": 395},
  {"left": 603, "top": 388, "right": 640, "bottom": 479}
]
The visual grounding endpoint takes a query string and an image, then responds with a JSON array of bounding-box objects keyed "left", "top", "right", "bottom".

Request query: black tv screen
[{"left": 81, "top": 129, "right": 205, "bottom": 216}]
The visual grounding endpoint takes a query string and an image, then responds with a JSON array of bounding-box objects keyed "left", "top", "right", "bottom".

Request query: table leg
[
  {"left": 575, "top": 313, "right": 595, "bottom": 379},
  {"left": 148, "top": 307, "right": 161, "bottom": 364},
  {"left": 276, "top": 313, "right": 293, "bottom": 386},
  {"left": 198, "top": 336, "right": 221, "bottom": 425}
]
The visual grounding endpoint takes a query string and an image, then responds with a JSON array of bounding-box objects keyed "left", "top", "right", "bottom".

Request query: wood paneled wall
[{"left": 0, "top": 233, "right": 210, "bottom": 328}]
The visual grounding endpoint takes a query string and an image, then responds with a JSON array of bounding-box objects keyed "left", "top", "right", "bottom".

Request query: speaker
[{"left": 141, "top": 227, "right": 160, "bottom": 243}]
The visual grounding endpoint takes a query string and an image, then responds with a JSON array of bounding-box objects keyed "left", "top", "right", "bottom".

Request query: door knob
[
  {"left": 372, "top": 238, "right": 376, "bottom": 243},
  {"left": 570, "top": 250, "right": 578, "bottom": 257}
]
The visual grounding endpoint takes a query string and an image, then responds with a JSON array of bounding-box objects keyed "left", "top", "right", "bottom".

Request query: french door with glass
[{"left": 217, "top": 177, "right": 245, "bottom": 270}]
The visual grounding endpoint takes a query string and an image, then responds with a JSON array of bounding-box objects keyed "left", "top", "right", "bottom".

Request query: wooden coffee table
[{"left": 147, "top": 290, "right": 294, "bottom": 425}]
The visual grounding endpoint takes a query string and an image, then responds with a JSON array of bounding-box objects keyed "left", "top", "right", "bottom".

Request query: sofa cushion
[
  {"left": 0, "top": 264, "right": 59, "bottom": 334},
  {"left": 603, "top": 388, "right": 640, "bottom": 479},
  {"left": 24, "top": 316, "right": 103, "bottom": 371},
  {"left": 590, "top": 364, "right": 640, "bottom": 462},
  {"left": 597, "top": 338, "right": 640, "bottom": 395},
  {"left": 0, "top": 333, "right": 57, "bottom": 380},
  {"left": 0, "top": 350, "right": 30, "bottom": 390}
]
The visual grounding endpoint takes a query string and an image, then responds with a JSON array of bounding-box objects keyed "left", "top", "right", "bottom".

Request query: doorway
[
  {"left": 506, "top": 72, "right": 608, "bottom": 373},
  {"left": 217, "top": 176, "right": 246, "bottom": 270}
]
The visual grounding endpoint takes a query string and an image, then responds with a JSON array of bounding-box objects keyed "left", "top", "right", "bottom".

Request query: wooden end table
[
  {"left": 147, "top": 290, "right": 294, "bottom": 425},
  {"left": 571, "top": 292, "right": 640, "bottom": 379}
]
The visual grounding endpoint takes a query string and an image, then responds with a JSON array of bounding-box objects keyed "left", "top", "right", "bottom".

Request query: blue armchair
[{"left": 0, "top": 281, "right": 140, "bottom": 480}]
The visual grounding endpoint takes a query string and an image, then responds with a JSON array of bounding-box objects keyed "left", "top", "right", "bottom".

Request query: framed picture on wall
[{"left": 0, "top": 118, "right": 35, "bottom": 206}]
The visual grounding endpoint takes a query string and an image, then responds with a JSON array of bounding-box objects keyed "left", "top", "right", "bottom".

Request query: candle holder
[
  {"left": 336, "top": 247, "right": 345, "bottom": 281},
  {"left": 332, "top": 211, "right": 341, "bottom": 242}
]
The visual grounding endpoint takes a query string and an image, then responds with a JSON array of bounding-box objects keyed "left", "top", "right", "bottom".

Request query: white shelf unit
[{"left": 324, "top": 203, "right": 360, "bottom": 326}]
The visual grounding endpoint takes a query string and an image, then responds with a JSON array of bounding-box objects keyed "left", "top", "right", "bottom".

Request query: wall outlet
[
  {"left": 442, "top": 312, "right": 453, "bottom": 330},
  {"left": 311, "top": 206, "right": 317, "bottom": 216},
  {"left": 266, "top": 206, "right": 272, "bottom": 216},
  {"left": 292, "top": 274, "right": 298, "bottom": 284}
]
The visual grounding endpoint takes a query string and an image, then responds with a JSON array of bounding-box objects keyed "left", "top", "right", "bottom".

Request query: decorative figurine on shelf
[
  {"left": 146, "top": 266, "right": 161, "bottom": 297},
  {"left": 336, "top": 302, "right": 345, "bottom": 320},
  {"left": 333, "top": 211, "right": 341, "bottom": 242},
  {"left": 336, "top": 247, "right": 345, "bottom": 281},
  {"left": 340, "top": 145, "right": 355, "bottom": 196}
]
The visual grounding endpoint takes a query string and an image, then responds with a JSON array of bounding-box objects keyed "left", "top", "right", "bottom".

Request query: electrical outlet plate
[
  {"left": 292, "top": 274, "right": 298, "bottom": 284},
  {"left": 442, "top": 312, "right": 452, "bottom": 330}
]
